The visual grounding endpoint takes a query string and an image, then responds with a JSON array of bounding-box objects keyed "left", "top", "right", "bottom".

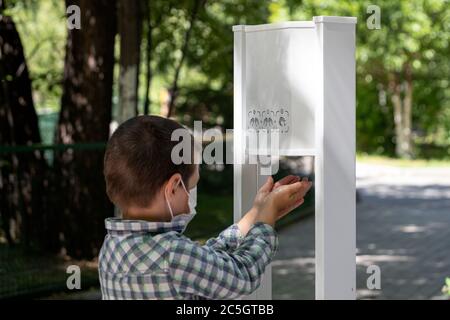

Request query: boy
[{"left": 99, "top": 115, "right": 312, "bottom": 299}]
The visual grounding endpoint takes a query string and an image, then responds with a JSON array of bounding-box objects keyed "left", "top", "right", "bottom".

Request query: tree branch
[{"left": 166, "top": 0, "right": 207, "bottom": 118}]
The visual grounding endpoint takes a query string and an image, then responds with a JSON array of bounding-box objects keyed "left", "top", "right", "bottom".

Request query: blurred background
[{"left": 0, "top": 0, "right": 448, "bottom": 299}]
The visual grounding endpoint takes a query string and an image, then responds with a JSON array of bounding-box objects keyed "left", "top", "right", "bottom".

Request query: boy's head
[{"left": 104, "top": 115, "right": 199, "bottom": 220}]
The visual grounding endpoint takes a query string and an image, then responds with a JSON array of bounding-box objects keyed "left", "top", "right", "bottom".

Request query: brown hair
[{"left": 104, "top": 115, "right": 195, "bottom": 208}]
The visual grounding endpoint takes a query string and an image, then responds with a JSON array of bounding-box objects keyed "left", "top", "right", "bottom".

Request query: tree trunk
[
  {"left": 0, "top": 14, "right": 54, "bottom": 249},
  {"left": 390, "top": 73, "right": 413, "bottom": 159},
  {"left": 55, "top": 0, "right": 116, "bottom": 259},
  {"left": 143, "top": 0, "right": 152, "bottom": 115},
  {"left": 391, "top": 80, "right": 404, "bottom": 157},
  {"left": 118, "top": 0, "right": 141, "bottom": 122},
  {"left": 403, "top": 66, "right": 413, "bottom": 157}
]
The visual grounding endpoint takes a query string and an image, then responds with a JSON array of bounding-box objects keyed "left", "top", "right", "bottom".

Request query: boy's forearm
[
  {"left": 236, "top": 208, "right": 257, "bottom": 236},
  {"left": 237, "top": 207, "right": 274, "bottom": 237}
]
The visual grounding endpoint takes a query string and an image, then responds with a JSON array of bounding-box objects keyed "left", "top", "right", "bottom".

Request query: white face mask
[{"left": 165, "top": 178, "right": 197, "bottom": 231}]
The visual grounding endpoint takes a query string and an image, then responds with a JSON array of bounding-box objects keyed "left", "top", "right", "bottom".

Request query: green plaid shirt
[{"left": 98, "top": 217, "right": 278, "bottom": 300}]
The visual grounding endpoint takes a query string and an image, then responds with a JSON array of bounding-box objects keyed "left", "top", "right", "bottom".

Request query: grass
[
  {"left": 0, "top": 244, "right": 98, "bottom": 299},
  {"left": 184, "top": 192, "right": 234, "bottom": 240},
  {"left": 357, "top": 154, "right": 450, "bottom": 168}
]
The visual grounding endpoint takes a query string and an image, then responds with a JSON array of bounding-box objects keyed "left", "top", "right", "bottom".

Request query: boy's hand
[
  {"left": 253, "top": 176, "right": 312, "bottom": 227},
  {"left": 237, "top": 175, "right": 312, "bottom": 236},
  {"left": 252, "top": 175, "right": 299, "bottom": 210}
]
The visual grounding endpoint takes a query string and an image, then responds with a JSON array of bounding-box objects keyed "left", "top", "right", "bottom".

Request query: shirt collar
[{"left": 105, "top": 217, "right": 185, "bottom": 235}]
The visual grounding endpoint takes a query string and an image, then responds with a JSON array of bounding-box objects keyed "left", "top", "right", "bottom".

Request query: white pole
[
  {"left": 233, "top": 25, "right": 272, "bottom": 299},
  {"left": 314, "top": 16, "right": 356, "bottom": 300}
]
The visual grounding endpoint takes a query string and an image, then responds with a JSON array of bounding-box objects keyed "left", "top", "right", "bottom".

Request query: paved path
[{"left": 272, "top": 162, "right": 450, "bottom": 299}]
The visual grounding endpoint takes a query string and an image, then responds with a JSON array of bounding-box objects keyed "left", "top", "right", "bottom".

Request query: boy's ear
[{"left": 165, "top": 173, "right": 183, "bottom": 196}]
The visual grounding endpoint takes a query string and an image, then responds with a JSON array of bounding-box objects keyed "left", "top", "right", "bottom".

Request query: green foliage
[
  {"left": 443, "top": 277, "right": 450, "bottom": 296},
  {"left": 142, "top": 0, "right": 270, "bottom": 123},
  {"left": 6, "top": 0, "right": 450, "bottom": 158},
  {"left": 274, "top": 0, "right": 450, "bottom": 157}
]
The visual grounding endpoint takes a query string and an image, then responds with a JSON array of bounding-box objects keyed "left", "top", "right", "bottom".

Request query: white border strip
[{"left": 232, "top": 16, "right": 357, "bottom": 33}]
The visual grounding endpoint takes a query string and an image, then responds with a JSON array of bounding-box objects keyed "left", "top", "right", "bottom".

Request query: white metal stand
[{"left": 233, "top": 16, "right": 356, "bottom": 300}]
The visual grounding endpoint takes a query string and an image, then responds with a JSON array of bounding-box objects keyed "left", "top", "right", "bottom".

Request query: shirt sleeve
[
  {"left": 204, "top": 224, "right": 243, "bottom": 252},
  {"left": 168, "top": 222, "right": 278, "bottom": 299}
]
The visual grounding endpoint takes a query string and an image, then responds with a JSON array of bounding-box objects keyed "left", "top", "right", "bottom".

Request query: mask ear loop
[
  {"left": 165, "top": 178, "right": 187, "bottom": 221},
  {"left": 179, "top": 178, "right": 190, "bottom": 196},
  {"left": 164, "top": 183, "right": 175, "bottom": 221}
]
